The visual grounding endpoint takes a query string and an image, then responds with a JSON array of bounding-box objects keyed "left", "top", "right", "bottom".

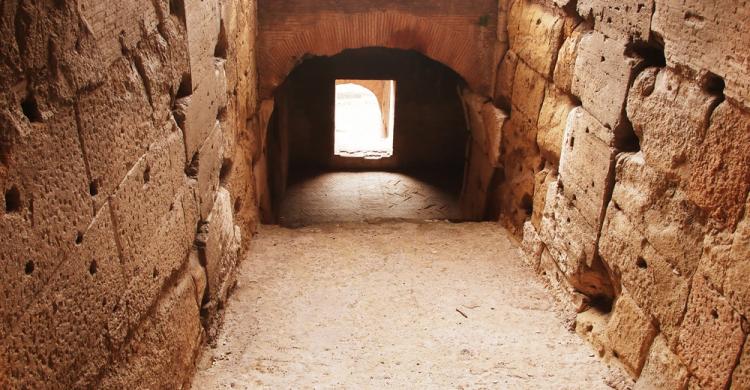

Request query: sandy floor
[
  {"left": 279, "top": 171, "right": 462, "bottom": 226},
  {"left": 192, "top": 222, "right": 612, "bottom": 389}
]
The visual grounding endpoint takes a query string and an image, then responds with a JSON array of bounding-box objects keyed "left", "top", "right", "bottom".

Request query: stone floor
[
  {"left": 279, "top": 170, "right": 463, "bottom": 226},
  {"left": 192, "top": 222, "right": 613, "bottom": 389}
]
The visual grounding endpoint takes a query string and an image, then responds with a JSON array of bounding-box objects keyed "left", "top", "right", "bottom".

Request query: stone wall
[
  {"left": 0, "top": 0, "right": 261, "bottom": 387},
  {"left": 479, "top": 0, "right": 750, "bottom": 388}
]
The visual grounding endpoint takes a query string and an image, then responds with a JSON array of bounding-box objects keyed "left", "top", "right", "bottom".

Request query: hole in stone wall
[
  {"left": 25, "top": 260, "right": 34, "bottom": 275},
  {"left": 701, "top": 72, "right": 725, "bottom": 100},
  {"left": 520, "top": 193, "right": 533, "bottom": 216},
  {"left": 219, "top": 159, "right": 233, "bottom": 185},
  {"left": 334, "top": 80, "right": 396, "bottom": 159},
  {"left": 89, "top": 260, "right": 97, "bottom": 275},
  {"left": 21, "top": 95, "right": 43, "bottom": 123},
  {"left": 626, "top": 41, "right": 666, "bottom": 68},
  {"left": 569, "top": 136, "right": 575, "bottom": 148},
  {"left": 5, "top": 186, "right": 21, "bottom": 213},
  {"left": 636, "top": 257, "right": 648, "bottom": 269},
  {"left": 710, "top": 308, "right": 719, "bottom": 319},
  {"left": 234, "top": 197, "right": 242, "bottom": 213},
  {"left": 589, "top": 295, "right": 613, "bottom": 313},
  {"left": 214, "top": 23, "right": 228, "bottom": 59},
  {"left": 143, "top": 165, "right": 151, "bottom": 184},
  {"left": 152, "top": 267, "right": 159, "bottom": 279},
  {"left": 176, "top": 73, "right": 192, "bottom": 99},
  {"left": 169, "top": 0, "right": 186, "bottom": 25},
  {"left": 89, "top": 179, "right": 99, "bottom": 196},
  {"left": 186, "top": 153, "right": 199, "bottom": 178},
  {"left": 75, "top": 232, "right": 84, "bottom": 245}
]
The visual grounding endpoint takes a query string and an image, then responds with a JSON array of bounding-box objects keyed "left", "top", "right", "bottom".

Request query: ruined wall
[
  {"left": 476, "top": 0, "right": 750, "bottom": 388},
  {"left": 0, "top": 0, "right": 261, "bottom": 387}
]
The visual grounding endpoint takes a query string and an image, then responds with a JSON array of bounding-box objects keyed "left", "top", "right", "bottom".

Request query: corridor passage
[
  {"left": 279, "top": 171, "right": 463, "bottom": 226},
  {"left": 192, "top": 222, "right": 612, "bottom": 389}
]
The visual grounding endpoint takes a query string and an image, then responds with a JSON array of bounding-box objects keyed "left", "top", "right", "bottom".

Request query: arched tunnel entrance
[{"left": 263, "top": 48, "right": 473, "bottom": 226}]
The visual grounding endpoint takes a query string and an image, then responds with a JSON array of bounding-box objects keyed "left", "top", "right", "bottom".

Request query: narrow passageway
[
  {"left": 279, "top": 170, "right": 463, "bottom": 226},
  {"left": 193, "top": 222, "right": 612, "bottom": 388}
]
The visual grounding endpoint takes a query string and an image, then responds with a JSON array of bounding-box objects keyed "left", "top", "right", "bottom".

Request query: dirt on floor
[{"left": 192, "top": 221, "right": 616, "bottom": 389}]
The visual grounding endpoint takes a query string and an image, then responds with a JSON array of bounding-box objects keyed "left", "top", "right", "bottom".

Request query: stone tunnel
[{"left": 0, "top": 0, "right": 749, "bottom": 388}]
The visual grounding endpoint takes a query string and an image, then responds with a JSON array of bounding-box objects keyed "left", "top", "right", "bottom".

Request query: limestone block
[
  {"left": 197, "top": 122, "right": 225, "bottom": 220},
  {"left": 627, "top": 67, "right": 721, "bottom": 176},
  {"left": 683, "top": 101, "right": 750, "bottom": 229},
  {"left": 511, "top": 59, "right": 547, "bottom": 124},
  {"left": 77, "top": 57, "right": 167, "bottom": 208},
  {"left": 183, "top": 60, "right": 228, "bottom": 161},
  {"left": 521, "top": 221, "right": 544, "bottom": 269},
  {"left": 540, "top": 183, "right": 613, "bottom": 298},
  {"left": 732, "top": 337, "right": 750, "bottom": 390},
  {"left": 539, "top": 247, "right": 575, "bottom": 297},
  {"left": 463, "top": 91, "right": 490, "bottom": 152},
  {"left": 611, "top": 153, "right": 705, "bottom": 278},
  {"left": 577, "top": 0, "right": 654, "bottom": 42},
  {"left": 599, "top": 205, "right": 691, "bottom": 345},
  {"left": 652, "top": 0, "right": 750, "bottom": 106},
  {"left": 572, "top": 31, "right": 644, "bottom": 138},
  {"left": 605, "top": 293, "right": 657, "bottom": 376},
  {"left": 507, "top": 0, "right": 565, "bottom": 77},
  {"left": 537, "top": 86, "right": 577, "bottom": 164},
  {"left": 256, "top": 99, "right": 275, "bottom": 161},
  {"left": 575, "top": 308, "right": 611, "bottom": 359},
  {"left": 78, "top": 0, "right": 159, "bottom": 64},
  {"left": 0, "top": 102, "right": 91, "bottom": 335},
  {"left": 497, "top": 134, "right": 542, "bottom": 231},
  {"left": 553, "top": 25, "right": 585, "bottom": 95},
  {"left": 481, "top": 102, "right": 508, "bottom": 166},
  {"left": 531, "top": 167, "right": 555, "bottom": 230},
  {"left": 198, "top": 188, "right": 240, "bottom": 306},
  {"left": 1, "top": 204, "right": 126, "bottom": 388},
  {"left": 677, "top": 276, "right": 745, "bottom": 390},
  {"left": 98, "top": 269, "right": 203, "bottom": 389},
  {"left": 185, "top": 0, "right": 222, "bottom": 80},
  {"left": 558, "top": 107, "right": 617, "bottom": 229},
  {"left": 494, "top": 49, "right": 518, "bottom": 107},
  {"left": 635, "top": 335, "right": 689, "bottom": 390}
]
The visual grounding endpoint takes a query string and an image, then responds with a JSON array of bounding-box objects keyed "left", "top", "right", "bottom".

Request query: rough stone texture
[
  {"left": 652, "top": 0, "right": 750, "bottom": 107},
  {"left": 511, "top": 59, "right": 548, "bottom": 124},
  {"left": 572, "top": 30, "right": 644, "bottom": 139},
  {"left": 196, "top": 122, "right": 226, "bottom": 220},
  {"left": 537, "top": 86, "right": 576, "bottom": 164},
  {"left": 507, "top": 0, "right": 564, "bottom": 77},
  {"left": 635, "top": 335, "right": 689, "bottom": 390},
  {"left": 677, "top": 276, "right": 746, "bottom": 390},
  {"left": 605, "top": 293, "right": 657, "bottom": 376},
  {"left": 733, "top": 337, "right": 750, "bottom": 390},
  {"left": 577, "top": 0, "right": 654, "bottom": 42},
  {"left": 553, "top": 25, "right": 586, "bottom": 95},
  {"left": 494, "top": 49, "right": 518, "bottom": 108},
  {"left": 599, "top": 204, "right": 690, "bottom": 345}
]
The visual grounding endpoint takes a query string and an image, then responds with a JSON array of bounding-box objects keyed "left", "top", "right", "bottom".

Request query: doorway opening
[{"left": 334, "top": 79, "right": 396, "bottom": 159}]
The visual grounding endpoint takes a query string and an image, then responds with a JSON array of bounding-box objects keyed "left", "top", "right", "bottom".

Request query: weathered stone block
[
  {"left": 511, "top": 59, "right": 547, "bottom": 124},
  {"left": 198, "top": 188, "right": 241, "bottom": 307},
  {"left": 677, "top": 275, "right": 745, "bottom": 390},
  {"left": 683, "top": 101, "right": 750, "bottom": 229},
  {"left": 507, "top": 0, "right": 565, "bottom": 77},
  {"left": 481, "top": 102, "right": 508, "bottom": 166},
  {"left": 627, "top": 67, "right": 721, "bottom": 176},
  {"left": 78, "top": 0, "right": 159, "bottom": 64},
  {"left": 196, "top": 122, "right": 226, "bottom": 220},
  {"left": 599, "top": 205, "right": 690, "bottom": 344},
  {"left": 577, "top": 0, "right": 654, "bottom": 42},
  {"left": 531, "top": 167, "right": 555, "bottom": 230},
  {"left": 521, "top": 220, "right": 544, "bottom": 270},
  {"left": 652, "top": 0, "right": 750, "bottom": 106},
  {"left": 733, "top": 337, "right": 750, "bottom": 390},
  {"left": 182, "top": 60, "right": 228, "bottom": 162},
  {"left": 185, "top": 0, "right": 222, "bottom": 81},
  {"left": 1, "top": 204, "right": 125, "bottom": 388},
  {"left": 540, "top": 182, "right": 613, "bottom": 298},
  {"left": 605, "top": 293, "right": 657, "bottom": 376},
  {"left": 98, "top": 268, "right": 203, "bottom": 389},
  {"left": 558, "top": 107, "right": 617, "bottom": 229},
  {"left": 610, "top": 153, "right": 706, "bottom": 278},
  {"left": 553, "top": 25, "right": 585, "bottom": 95},
  {"left": 572, "top": 31, "right": 644, "bottom": 138},
  {"left": 77, "top": 58, "right": 167, "bottom": 208},
  {"left": 537, "top": 86, "right": 577, "bottom": 164},
  {"left": 635, "top": 335, "right": 689, "bottom": 390},
  {"left": 460, "top": 140, "right": 496, "bottom": 221}
]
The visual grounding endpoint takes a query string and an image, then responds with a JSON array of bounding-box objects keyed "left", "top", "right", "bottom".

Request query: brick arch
[{"left": 258, "top": 8, "right": 498, "bottom": 98}]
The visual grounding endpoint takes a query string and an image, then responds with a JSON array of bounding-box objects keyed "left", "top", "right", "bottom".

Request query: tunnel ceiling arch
[{"left": 258, "top": 0, "right": 499, "bottom": 98}]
